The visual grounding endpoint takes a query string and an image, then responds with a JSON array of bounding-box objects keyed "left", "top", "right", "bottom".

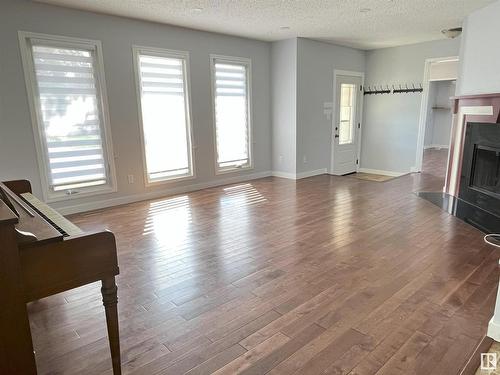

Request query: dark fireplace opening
[{"left": 470, "top": 144, "right": 500, "bottom": 197}]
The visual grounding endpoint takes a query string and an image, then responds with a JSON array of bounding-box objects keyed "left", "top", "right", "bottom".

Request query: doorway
[
  {"left": 416, "top": 57, "right": 459, "bottom": 183},
  {"left": 331, "top": 71, "right": 364, "bottom": 175},
  {"left": 422, "top": 80, "right": 456, "bottom": 178}
]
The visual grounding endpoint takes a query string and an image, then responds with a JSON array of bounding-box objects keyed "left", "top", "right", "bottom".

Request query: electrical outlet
[
  {"left": 127, "top": 175, "right": 134, "bottom": 184},
  {"left": 303, "top": 155, "right": 307, "bottom": 164},
  {"left": 279, "top": 155, "right": 283, "bottom": 164}
]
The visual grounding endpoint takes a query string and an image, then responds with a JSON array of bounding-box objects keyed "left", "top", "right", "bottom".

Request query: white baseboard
[
  {"left": 488, "top": 316, "right": 500, "bottom": 341},
  {"left": 271, "top": 171, "right": 297, "bottom": 179},
  {"left": 357, "top": 168, "right": 407, "bottom": 177},
  {"left": 57, "top": 171, "right": 272, "bottom": 215},
  {"left": 424, "top": 144, "right": 449, "bottom": 150},
  {"left": 296, "top": 168, "right": 328, "bottom": 179},
  {"left": 272, "top": 168, "right": 327, "bottom": 180}
]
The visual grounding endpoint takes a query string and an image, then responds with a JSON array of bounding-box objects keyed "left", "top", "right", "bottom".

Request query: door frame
[
  {"left": 415, "top": 56, "right": 458, "bottom": 173},
  {"left": 330, "top": 69, "right": 365, "bottom": 175}
]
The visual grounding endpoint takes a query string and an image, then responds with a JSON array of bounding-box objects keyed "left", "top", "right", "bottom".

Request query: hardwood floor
[
  {"left": 422, "top": 148, "right": 449, "bottom": 179},
  {"left": 28, "top": 170, "right": 498, "bottom": 374}
]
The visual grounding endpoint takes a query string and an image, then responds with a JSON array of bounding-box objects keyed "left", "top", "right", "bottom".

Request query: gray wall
[
  {"left": 361, "top": 38, "right": 461, "bottom": 173},
  {"left": 296, "top": 38, "right": 365, "bottom": 174},
  {"left": 0, "top": 0, "right": 272, "bottom": 212},
  {"left": 458, "top": 0, "right": 500, "bottom": 95},
  {"left": 271, "top": 39, "right": 297, "bottom": 175}
]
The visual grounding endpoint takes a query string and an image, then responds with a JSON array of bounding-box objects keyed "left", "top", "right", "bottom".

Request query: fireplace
[
  {"left": 470, "top": 145, "right": 500, "bottom": 197},
  {"left": 459, "top": 122, "right": 500, "bottom": 218}
]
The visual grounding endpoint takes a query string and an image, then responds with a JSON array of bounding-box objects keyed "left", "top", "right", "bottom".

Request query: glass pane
[
  {"left": 214, "top": 61, "right": 250, "bottom": 170},
  {"left": 31, "top": 44, "right": 108, "bottom": 191},
  {"left": 138, "top": 54, "right": 192, "bottom": 182},
  {"left": 338, "top": 83, "right": 356, "bottom": 145}
]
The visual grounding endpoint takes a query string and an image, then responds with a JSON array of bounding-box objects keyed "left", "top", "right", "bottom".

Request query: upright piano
[{"left": 0, "top": 179, "right": 121, "bottom": 374}]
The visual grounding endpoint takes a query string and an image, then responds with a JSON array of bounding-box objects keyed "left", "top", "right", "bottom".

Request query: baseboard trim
[
  {"left": 424, "top": 144, "right": 449, "bottom": 150},
  {"left": 296, "top": 168, "right": 328, "bottom": 179},
  {"left": 271, "top": 171, "right": 297, "bottom": 179},
  {"left": 357, "top": 168, "right": 407, "bottom": 177},
  {"left": 57, "top": 171, "right": 272, "bottom": 215},
  {"left": 488, "top": 317, "right": 500, "bottom": 342},
  {"left": 272, "top": 168, "right": 327, "bottom": 180}
]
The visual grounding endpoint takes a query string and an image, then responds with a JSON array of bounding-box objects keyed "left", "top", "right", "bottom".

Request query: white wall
[
  {"left": 271, "top": 39, "right": 297, "bottom": 176},
  {"left": 361, "top": 39, "right": 461, "bottom": 174},
  {"left": 296, "top": 38, "right": 365, "bottom": 174},
  {"left": 424, "top": 81, "right": 455, "bottom": 148},
  {"left": 458, "top": 0, "right": 500, "bottom": 95},
  {"left": 0, "top": 0, "right": 272, "bottom": 213}
]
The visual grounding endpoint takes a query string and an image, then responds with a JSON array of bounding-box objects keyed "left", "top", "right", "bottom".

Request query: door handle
[{"left": 334, "top": 135, "right": 339, "bottom": 138}]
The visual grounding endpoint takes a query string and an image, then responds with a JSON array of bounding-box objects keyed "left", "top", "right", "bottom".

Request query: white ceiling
[{"left": 34, "top": 0, "right": 495, "bottom": 50}]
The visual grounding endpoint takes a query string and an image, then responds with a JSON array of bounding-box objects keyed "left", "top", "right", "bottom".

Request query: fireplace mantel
[{"left": 445, "top": 93, "right": 500, "bottom": 197}]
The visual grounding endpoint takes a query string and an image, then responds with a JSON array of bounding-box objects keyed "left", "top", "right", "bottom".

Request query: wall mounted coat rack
[{"left": 364, "top": 84, "right": 423, "bottom": 95}]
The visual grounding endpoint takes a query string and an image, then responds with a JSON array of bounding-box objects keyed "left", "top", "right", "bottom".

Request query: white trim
[
  {"left": 357, "top": 168, "right": 407, "bottom": 177},
  {"left": 132, "top": 45, "right": 196, "bottom": 186},
  {"left": 209, "top": 54, "right": 254, "bottom": 175},
  {"left": 18, "top": 31, "right": 117, "bottom": 203},
  {"left": 296, "top": 168, "right": 327, "bottom": 179},
  {"left": 331, "top": 70, "right": 365, "bottom": 175},
  {"left": 423, "top": 144, "right": 449, "bottom": 150},
  {"left": 488, "top": 317, "right": 500, "bottom": 342},
  {"left": 415, "top": 56, "right": 458, "bottom": 174},
  {"left": 271, "top": 168, "right": 327, "bottom": 180},
  {"left": 446, "top": 105, "right": 493, "bottom": 196},
  {"left": 271, "top": 171, "right": 297, "bottom": 179},
  {"left": 56, "top": 171, "right": 272, "bottom": 215},
  {"left": 488, "top": 264, "right": 500, "bottom": 342}
]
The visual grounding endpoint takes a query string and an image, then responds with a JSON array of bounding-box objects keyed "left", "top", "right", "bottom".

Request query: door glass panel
[{"left": 339, "top": 83, "right": 356, "bottom": 145}]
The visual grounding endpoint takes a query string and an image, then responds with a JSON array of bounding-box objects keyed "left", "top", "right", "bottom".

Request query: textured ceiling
[{"left": 34, "top": 0, "right": 495, "bottom": 49}]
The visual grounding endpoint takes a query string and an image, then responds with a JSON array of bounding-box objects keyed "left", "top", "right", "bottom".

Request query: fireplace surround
[{"left": 417, "top": 94, "right": 500, "bottom": 234}]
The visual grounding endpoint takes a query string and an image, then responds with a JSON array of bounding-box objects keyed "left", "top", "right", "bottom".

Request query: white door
[{"left": 332, "top": 75, "right": 362, "bottom": 175}]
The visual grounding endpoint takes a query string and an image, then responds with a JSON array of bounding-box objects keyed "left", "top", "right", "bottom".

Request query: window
[
  {"left": 133, "top": 47, "right": 194, "bottom": 185},
  {"left": 210, "top": 55, "right": 252, "bottom": 173},
  {"left": 339, "top": 83, "right": 356, "bottom": 145},
  {"left": 19, "top": 32, "right": 116, "bottom": 201}
]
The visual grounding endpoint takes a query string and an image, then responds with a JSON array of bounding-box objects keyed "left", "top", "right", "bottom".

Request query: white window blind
[
  {"left": 211, "top": 57, "right": 252, "bottom": 172},
  {"left": 135, "top": 49, "right": 194, "bottom": 183},
  {"left": 21, "top": 34, "right": 115, "bottom": 200}
]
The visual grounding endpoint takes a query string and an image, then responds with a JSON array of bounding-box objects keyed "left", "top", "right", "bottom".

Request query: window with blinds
[
  {"left": 134, "top": 48, "right": 194, "bottom": 184},
  {"left": 211, "top": 56, "right": 252, "bottom": 173},
  {"left": 20, "top": 33, "right": 115, "bottom": 200}
]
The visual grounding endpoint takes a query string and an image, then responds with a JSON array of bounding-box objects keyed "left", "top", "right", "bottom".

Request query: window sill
[
  {"left": 45, "top": 185, "right": 117, "bottom": 204},
  {"left": 145, "top": 173, "right": 196, "bottom": 187}
]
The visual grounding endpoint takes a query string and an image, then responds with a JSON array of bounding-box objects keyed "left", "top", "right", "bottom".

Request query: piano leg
[{"left": 101, "top": 277, "right": 121, "bottom": 375}]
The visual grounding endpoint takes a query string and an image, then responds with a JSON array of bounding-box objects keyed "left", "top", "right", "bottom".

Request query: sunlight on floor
[
  {"left": 142, "top": 196, "right": 192, "bottom": 249},
  {"left": 221, "top": 183, "right": 267, "bottom": 206}
]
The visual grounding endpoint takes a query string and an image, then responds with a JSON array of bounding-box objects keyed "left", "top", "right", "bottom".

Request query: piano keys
[
  {"left": 0, "top": 180, "right": 121, "bottom": 375},
  {"left": 20, "top": 192, "right": 84, "bottom": 236}
]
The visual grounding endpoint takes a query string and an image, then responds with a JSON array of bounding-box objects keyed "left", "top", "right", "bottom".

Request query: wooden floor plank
[{"left": 27, "top": 152, "right": 498, "bottom": 375}]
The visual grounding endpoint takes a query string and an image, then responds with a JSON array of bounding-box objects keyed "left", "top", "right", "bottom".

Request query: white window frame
[
  {"left": 132, "top": 46, "right": 196, "bottom": 186},
  {"left": 18, "top": 31, "right": 117, "bottom": 203},
  {"left": 209, "top": 54, "right": 253, "bottom": 175}
]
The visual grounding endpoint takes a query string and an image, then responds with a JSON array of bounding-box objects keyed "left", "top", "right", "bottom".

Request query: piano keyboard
[{"left": 20, "top": 193, "right": 83, "bottom": 237}]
